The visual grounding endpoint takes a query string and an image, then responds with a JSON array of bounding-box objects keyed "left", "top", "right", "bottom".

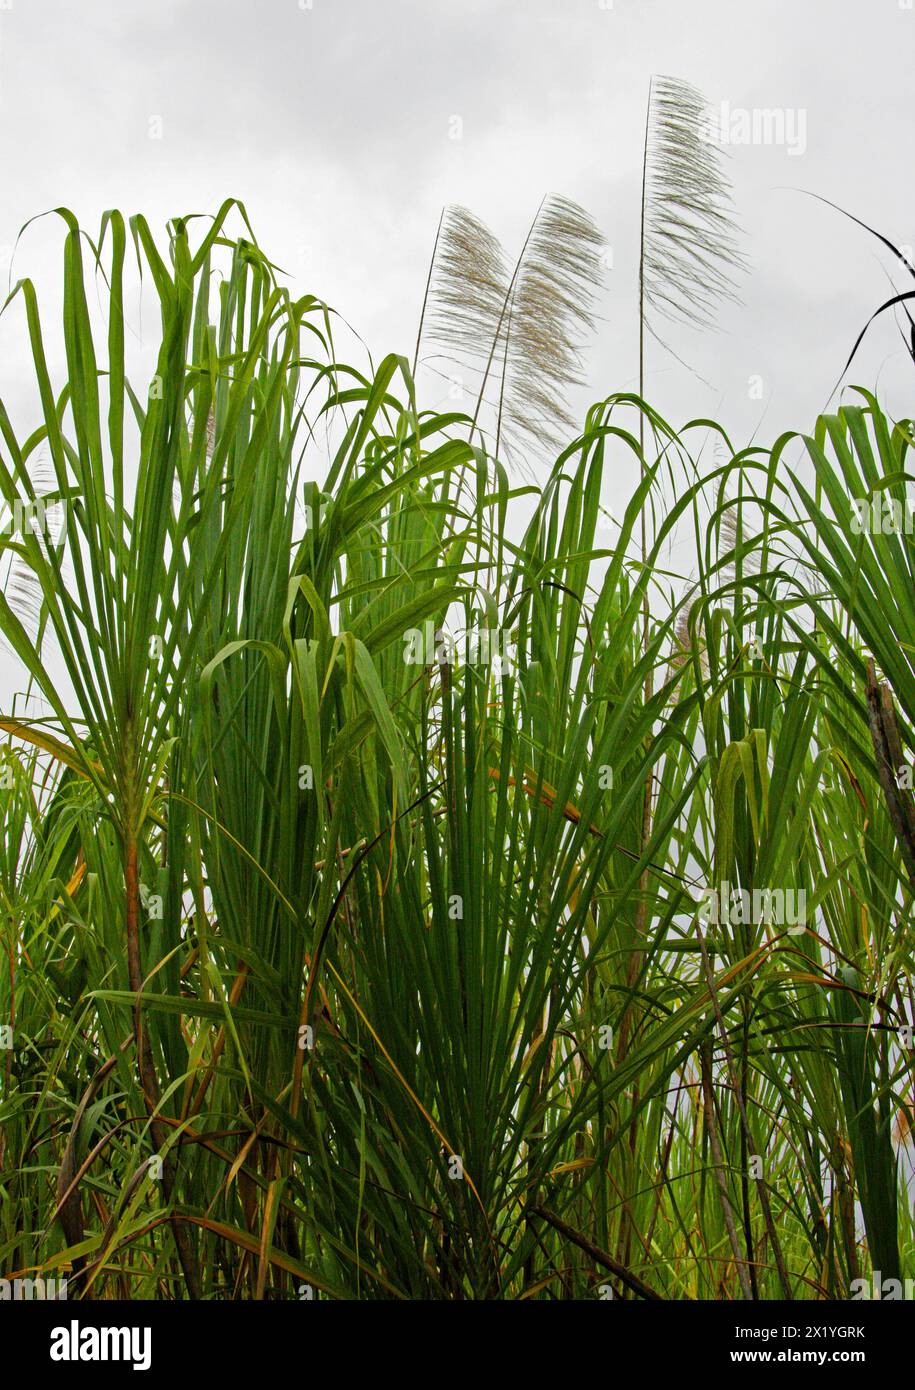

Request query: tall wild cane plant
[{"left": 0, "top": 198, "right": 912, "bottom": 1298}]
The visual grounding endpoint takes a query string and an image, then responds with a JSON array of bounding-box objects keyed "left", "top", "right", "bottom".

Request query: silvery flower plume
[
  {"left": 636, "top": 76, "right": 748, "bottom": 643},
  {"left": 417, "top": 196, "right": 606, "bottom": 474},
  {"left": 640, "top": 76, "right": 748, "bottom": 363}
]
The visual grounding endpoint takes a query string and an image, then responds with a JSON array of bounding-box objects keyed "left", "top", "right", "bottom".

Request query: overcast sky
[
  {"left": 0, "top": 0, "right": 912, "bottom": 705},
  {"left": 1, "top": 0, "right": 913, "bottom": 437}
]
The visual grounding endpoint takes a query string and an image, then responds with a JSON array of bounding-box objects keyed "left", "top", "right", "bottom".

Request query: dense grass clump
[{"left": 0, "top": 205, "right": 913, "bottom": 1299}]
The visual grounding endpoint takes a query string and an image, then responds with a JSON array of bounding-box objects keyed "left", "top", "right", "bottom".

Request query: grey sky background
[
  {"left": 1, "top": 0, "right": 913, "bottom": 433},
  {"left": 0, "top": 0, "right": 912, "bottom": 706}
]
